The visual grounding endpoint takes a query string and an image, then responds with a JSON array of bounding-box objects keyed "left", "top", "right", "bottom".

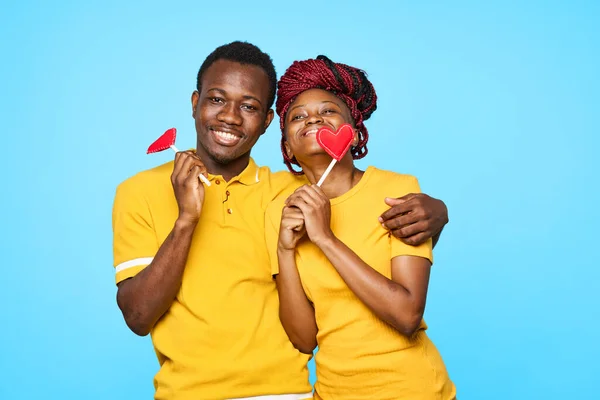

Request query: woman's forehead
[{"left": 291, "top": 88, "right": 345, "bottom": 107}]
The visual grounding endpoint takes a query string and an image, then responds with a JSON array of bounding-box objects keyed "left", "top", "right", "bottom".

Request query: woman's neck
[{"left": 300, "top": 157, "right": 363, "bottom": 199}]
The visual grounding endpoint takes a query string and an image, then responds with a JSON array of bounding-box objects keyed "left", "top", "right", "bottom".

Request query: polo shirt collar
[{"left": 207, "top": 158, "right": 261, "bottom": 186}]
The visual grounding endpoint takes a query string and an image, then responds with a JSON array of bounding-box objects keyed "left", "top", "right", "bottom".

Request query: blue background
[{"left": 1, "top": 1, "right": 598, "bottom": 399}]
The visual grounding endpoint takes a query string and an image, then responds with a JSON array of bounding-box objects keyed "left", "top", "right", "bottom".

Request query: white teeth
[{"left": 214, "top": 130, "right": 238, "bottom": 141}]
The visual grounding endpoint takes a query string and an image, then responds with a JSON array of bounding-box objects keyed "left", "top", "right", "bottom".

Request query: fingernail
[{"left": 378, "top": 217, "right": 383, "bottom": 223}]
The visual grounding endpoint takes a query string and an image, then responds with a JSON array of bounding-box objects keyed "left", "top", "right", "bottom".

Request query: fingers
[
  {"left": 188, "top": 151, "right": 208, "bottom": 176},
  {"left": 179, "top": 155, "right": 197, "bottom": 181},
  {"left": 281, "top": 206, "right": 305, "bottom": 232},
  {"left": 287, "top": 195, "right": 310, "bottom": 215},
  {"left": 172, "top": 151, "right": 185, "bottom": 178},
  {"left": 171, "top": 154, "right": 194, "bottom": 186},
  {"left": 286, "top": 189, "right": 314, "bottom": 211},
  {"left": 379, "top": 194, "right": 418, "bottom": 222},
  {"left": 282, "top": 206, "right": 305, "bottom": 228},
  {"left": 381, "top": 210, "right": 421, "bottom": 231},
  {"left": 282, "top": 205, "right": 304, "bottom": 218},
  {"left": 173, "top": 151, "right": 193, "bottom": 178},
  {"left": 282, "top": 216, "right": 305, "bottom": 231},
  {"left": 185, "top": 165, "right": 204, "bottom": 187},
  {"left": 172, "top": 151, "right": 207, "bottom": 184},
  {"left": 286, "top": 185, "right": 310, "bottom": 203},
  {"left": 286, "top": 185, "right": 328, "bottom": 210},
  {"left": 383, "top": 193, "right": 448, "bottom": 246},
  {"left": 183, "top": 151, "right": 207, "bottom": 177},
  {"left": 394, "top": 230, "right": 430, "bottom": 246},
  {"left": 385, "top": 192, "right": 416, "bottom": 206},
  {"left": 390, "top": 220, "right": 429, "bottom": 240},
  {"left": 304, "top": 185, "right": 328, "bottom": 203}
]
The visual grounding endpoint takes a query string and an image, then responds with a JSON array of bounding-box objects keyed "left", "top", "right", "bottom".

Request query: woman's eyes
[{"left": 290, "top": 108, "right": 338, "bottom": 121}]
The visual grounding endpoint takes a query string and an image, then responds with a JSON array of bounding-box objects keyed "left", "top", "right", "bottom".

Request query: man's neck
[{"left": 195, "top": 147, "right": 251, "bottom": 182}]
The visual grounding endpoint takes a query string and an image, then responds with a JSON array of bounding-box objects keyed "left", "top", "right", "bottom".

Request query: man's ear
[
  {"left": 262, "top": 109, "right": 275, "bottom": 134},
  {"left": 191, "top": 91, "right": 200, "bottom": 117}
]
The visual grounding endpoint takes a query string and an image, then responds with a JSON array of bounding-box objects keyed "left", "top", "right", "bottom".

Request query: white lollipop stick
[
  {"left": 170, "top": 145, "right": 211, "bottom": 186},
  {"left": 316, "top": 159, "right": 337, "bottom": 187}
]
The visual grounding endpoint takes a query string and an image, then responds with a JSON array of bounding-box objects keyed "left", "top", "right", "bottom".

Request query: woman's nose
[{"left": 305, "top": 114, "right": 323, "bottom": 125}]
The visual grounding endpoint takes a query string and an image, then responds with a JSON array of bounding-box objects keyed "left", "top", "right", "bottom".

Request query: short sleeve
[
  {"left": 264, "top": 201, "right": 284, "bottom": 277},
  {"left": 390, "top": 175, "right": 433, "bottom": 263},
  {"left": 112, "top": 179, "right": 159, "bottom": 284}
]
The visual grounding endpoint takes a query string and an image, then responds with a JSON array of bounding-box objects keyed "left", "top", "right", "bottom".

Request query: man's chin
[
  {"left": 209, "top": 150, "right": 242, "bottom": 165},
  {"left": 200, "top": 141, "right": 251, "bottom": 166},
  {"left": 198, "top": 143, "right": 238, "bottom": 165}
]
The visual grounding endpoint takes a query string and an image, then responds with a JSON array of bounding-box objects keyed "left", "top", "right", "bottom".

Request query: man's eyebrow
[
  {"left": 206, "top": 88, "right": 226, "bottom": 95},
  {"left": 206, "top": 88, "right": 263, "bottom": 106},
  {"left": 242, "top": 95, "right": 263, "bottom": 106}
]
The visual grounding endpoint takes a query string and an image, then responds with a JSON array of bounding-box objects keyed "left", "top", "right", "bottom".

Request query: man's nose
[{"left": 217, "top": 103, "right": 242, "bottom": 125}]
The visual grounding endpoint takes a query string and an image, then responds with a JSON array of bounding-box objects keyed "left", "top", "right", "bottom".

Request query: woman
[{"left": 265, "top": 56, "right": 456, "bottom": 399}]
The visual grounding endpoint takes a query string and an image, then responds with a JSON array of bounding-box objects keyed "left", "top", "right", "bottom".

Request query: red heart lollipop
[
  {"left": 316, "top": 124, "right": 355, "bottom": 161},
  {"left": 146, "top": 128, "right": 211, "bottom": 186},
  {"left": 314, "top": 124, "right": 355, "bottom": 186},
  {"left": 147, "top": 128, "right": 177, "bottom": 154}
]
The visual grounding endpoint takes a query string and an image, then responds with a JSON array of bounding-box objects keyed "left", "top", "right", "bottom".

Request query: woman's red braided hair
[{"left": 275, "top": 55, "right": 377, "bottom": 174}]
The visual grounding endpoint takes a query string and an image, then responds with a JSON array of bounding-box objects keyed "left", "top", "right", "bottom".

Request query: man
[{"left": 112, "top": 41, "right": 449, "bottom": 400}]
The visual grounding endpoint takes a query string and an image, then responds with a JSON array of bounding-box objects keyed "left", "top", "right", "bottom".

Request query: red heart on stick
[
  {"left": 316, "top": 124, "right": 355, "bottom": 161},
  {"left": 147, "top": 128, "right": 177, "bottom": 154}
]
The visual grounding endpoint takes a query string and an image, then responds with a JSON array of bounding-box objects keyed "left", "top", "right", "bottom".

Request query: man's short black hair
[{"left": 197, "top": 41, "right": 277, "bottom": 109}]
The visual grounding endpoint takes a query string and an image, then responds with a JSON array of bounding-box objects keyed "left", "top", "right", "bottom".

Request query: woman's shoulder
[{"left": 365, "top": 166, "right": 421, "bottom": 193}]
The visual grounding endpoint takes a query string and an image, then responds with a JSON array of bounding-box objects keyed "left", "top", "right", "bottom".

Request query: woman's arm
[
  {"left": 316, "top": 238, "right": 431, "bottom": 337},
  {"left": 275, "top": 205, "right": 318, "bottom": 354},
  {"left": 287, "top": 185, "right": 431, "bottom": 337}
]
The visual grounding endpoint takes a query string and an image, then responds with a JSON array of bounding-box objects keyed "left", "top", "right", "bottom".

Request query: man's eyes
[{"left": 208, "top": 98, "right": 259, "bottom": 112}]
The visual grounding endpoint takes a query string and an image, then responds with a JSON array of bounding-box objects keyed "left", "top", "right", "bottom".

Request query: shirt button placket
[{"left": 224, "top": 186, "right": 232, "bottom": 216}]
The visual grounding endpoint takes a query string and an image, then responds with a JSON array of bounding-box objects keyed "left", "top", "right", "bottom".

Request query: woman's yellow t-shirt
[{"left": 266, "top": 167, "right": 456, "bottom": 400}]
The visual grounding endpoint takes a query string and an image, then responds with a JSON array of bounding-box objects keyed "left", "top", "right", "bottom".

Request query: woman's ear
[
  {"left": 284, "top": 139, "right": 294, "bottom": 161},
  {"left": 352, "top": 129, "right": 359, "bottom": 147}
]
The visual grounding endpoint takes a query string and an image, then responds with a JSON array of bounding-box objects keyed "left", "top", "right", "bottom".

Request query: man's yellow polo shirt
[{"left": 112, "top": 158, "right": 312, "bottom": 400}]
